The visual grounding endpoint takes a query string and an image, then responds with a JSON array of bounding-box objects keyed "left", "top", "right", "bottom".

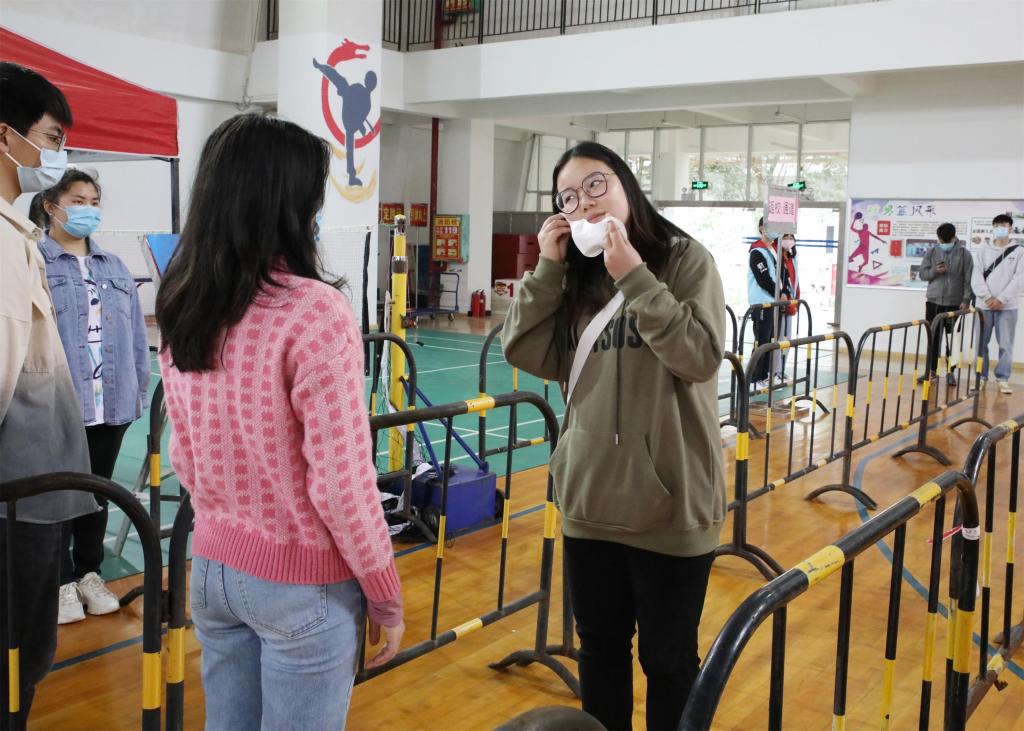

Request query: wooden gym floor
[{"left": 30, "top": 317, "right": 1024, "bottom": 730}]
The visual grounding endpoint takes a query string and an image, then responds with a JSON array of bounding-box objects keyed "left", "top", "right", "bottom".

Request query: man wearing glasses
[{"left": 0, "top": 62, "right": 94, "bottom": 727}]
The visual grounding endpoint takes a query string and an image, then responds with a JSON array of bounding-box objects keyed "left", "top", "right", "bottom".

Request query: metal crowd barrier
[
  {"left": 163, "top": 391, "right": 580, "bottom": 728},
  {"left": 681, "top": 469, "right": 980, "bottom": 731},
  {"left": 893, "top": 309, "right": 990, "bottom": 465},
  {"left": 478, "top": 323, "right": 553, "bottom": 464},
  {"left": 0, "top": 474, "right": 164, "bottom": 730},
  {"left": 957, "top": 416, "right": 1022, "bottom": 719},
  {"left": 364, "top": 332, "right": 436, "bottom": 541},
  {"left": 850, "top": 320, "right": 932, "bottom": 454},
  {"left": 716, "top": 332, "right": 868, "bottom": 579},
  {"left": 715, "top": 352, "right": 784, "bottom": 580}
]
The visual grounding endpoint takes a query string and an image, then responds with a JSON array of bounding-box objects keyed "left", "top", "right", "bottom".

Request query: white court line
[
  {"left": 411, "top": 343, "right": 487, "bottom": 355},
  {"left": 365, "top": 359, "right": 504, "bottom": 381},
  {"left": 375, "top": 413, "right": 563, "bottom": 456},
  {"left": 413, "top": 334, "right": 502, "bottom": 349}
]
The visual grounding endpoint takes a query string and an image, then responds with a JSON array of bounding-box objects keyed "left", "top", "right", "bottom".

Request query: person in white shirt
[{"left": 970, "top": 213, "right": 1024, "bottom": 394}]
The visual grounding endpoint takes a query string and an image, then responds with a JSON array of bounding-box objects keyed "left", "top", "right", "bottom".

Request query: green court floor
[{"left": 101, "top": 325, "right": 847, "bottom": 578}]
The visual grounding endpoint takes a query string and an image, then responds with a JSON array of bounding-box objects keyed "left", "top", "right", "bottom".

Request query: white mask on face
[
  {"left": 569, "top": 214, "right": 626, "bottom": 257},
  {"left": 781, "top": 238, "right": 795, "bottom": 251}
]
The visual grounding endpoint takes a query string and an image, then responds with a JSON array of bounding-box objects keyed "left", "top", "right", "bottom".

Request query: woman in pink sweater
[{"left": 155, "top": 114, "right": 403, "bottom": 730}]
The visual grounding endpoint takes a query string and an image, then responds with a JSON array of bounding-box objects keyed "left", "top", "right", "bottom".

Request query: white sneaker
[
  {"left": 58, "top": 582, "right": 86, "bottom": 625},
  {"left": 754, "top": 379, "right": 770, "bottom": 392},
  {"left": 998, "top": 381, "right": 1013, "bottom": 395},
  {"left": 78, "top": 572, "right": 120, "bottom": 615}
]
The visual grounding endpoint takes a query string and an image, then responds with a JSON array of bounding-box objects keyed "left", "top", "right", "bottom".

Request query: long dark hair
[
  {"left": 156, "top": 114, "right": 338, "bottom": 372},
  {"left": 553, "top": 142, "right": 687, "bottom": 323}
]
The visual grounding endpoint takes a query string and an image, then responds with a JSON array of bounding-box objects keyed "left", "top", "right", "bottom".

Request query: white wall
[
  {"left": 494, "top": 137, "right": 529, "bottom": 210},
  {"left": 3, "top": 0, "right": 262, "bottom": 55},
  {"left": 843, "top": 64, "right": 1024, "bottom": 367}
]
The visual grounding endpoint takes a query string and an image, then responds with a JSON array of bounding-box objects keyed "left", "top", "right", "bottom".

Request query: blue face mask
[
  {"left": 4, "top": 128, "right": 68, "bottom": 193},
  {"left": 55, "top": 205, "right": 102, "bottom": 239},
  {"left": 992, "top": 226, "right": 1011, "bottom": 239},
  {"left": 314, "top": 211, "right": 323, "bottom": 243},
  {"left": 939, "top": 242, "right": 954, "bottom": 251}
]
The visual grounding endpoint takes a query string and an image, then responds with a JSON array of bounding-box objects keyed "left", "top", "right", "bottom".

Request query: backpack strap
[{"left": 983, "top": 245, "right": 1021, "bottom": 280}]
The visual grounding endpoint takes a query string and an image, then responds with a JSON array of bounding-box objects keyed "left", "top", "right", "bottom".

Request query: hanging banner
[
  {"left": 846, "top": 198, "right": 1024, "bottom": 289},
  {"left": 379, "top": 202, "right": 404, "bottom": 224},
  {"left": 410, "top": 203, "right": 429, "bottom": 228}
]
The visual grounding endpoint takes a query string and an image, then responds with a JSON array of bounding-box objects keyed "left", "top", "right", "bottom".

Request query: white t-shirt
[{"left": 76, "top": 255, "right": 104, "bottom": 426}]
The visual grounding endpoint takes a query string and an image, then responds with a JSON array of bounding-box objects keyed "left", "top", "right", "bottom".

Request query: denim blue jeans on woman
[{"left": 190, "top": 556, "right": 365, "bottom": 731}]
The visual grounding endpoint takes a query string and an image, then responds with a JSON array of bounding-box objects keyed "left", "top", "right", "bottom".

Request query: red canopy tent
[{"left": 0, "top": 26, "right": 182, "bottom": 227}]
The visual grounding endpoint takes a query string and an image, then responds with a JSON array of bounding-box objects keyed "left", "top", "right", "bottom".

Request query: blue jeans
[
  {"left": 979, "top": 309, "right": 1018, "bottom": 382},
  {"left": 190, "top": 556, "right": 364, "bottom": 731}
]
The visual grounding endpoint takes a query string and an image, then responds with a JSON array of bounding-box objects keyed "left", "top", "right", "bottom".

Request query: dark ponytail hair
[
  {"left": 552, "top": 141, "right": 689, "bottom": 324},
  {"left": 156, "top": 113, "right": 341, "bottom": 372}
]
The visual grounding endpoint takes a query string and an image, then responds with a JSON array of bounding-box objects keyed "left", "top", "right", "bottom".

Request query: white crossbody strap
[{"left": 566, "top": 291, "right": 625, "bottom": 405}]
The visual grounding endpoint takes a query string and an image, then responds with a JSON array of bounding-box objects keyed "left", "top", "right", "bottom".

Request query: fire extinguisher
[{"left": 471, "top": 290, "right": 486, "bottom": 317}]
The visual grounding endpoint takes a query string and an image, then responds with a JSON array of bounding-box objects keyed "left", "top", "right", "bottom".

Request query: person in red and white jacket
[{"left": 156, "top": 114, "right": 403, "bottom": 730}]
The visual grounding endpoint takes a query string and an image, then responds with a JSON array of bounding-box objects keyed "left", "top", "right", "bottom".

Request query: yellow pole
[{"left": 389, "top": 215, "right": 408, "bottom": 471}]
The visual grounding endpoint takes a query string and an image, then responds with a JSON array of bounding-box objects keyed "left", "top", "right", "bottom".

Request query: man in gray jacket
[{"left": 919, "top": 223, "right": 973, "bottom": 386}]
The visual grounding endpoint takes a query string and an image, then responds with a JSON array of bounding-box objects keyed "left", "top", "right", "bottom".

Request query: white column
[
  {"left": 439, "top": 118, "right": 494, "bottom": 311},
  {"left": 277, "top": 0, "right": 383, "bottom": 307}
]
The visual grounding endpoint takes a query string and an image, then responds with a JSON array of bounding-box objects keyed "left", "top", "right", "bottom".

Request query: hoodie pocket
[{"left": 549, "top": 429, "right": 673, "bottom": 533}]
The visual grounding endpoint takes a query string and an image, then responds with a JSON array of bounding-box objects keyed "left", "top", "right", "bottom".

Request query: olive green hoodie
[{"left": 502, "top": 237, "right": 727, "bottom": 557}]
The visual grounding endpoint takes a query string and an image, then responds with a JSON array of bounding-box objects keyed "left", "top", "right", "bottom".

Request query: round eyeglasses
[{"left": 554, "top": 171, "right": 616, "bottom": 215}]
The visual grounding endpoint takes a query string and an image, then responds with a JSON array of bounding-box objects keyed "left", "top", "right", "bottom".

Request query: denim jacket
[{"left": 38, "top": 234, "right": 150, "bottom": 425}]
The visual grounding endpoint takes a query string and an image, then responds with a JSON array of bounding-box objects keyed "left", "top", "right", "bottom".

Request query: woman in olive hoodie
[{"left": 502, "top": 142, "right": 726, "bottom": 731}]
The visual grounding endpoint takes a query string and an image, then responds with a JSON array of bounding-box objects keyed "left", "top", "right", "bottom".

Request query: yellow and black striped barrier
[
  {"left": 164, "top": 496, "right": 194, "bottom": 731},
  {"left": 477, "top": 323, "right": 554, "bottom": 464},
  {"left": 959, "top": 415, "right": 1023, "bottom": 718},
  {"left": 681, "top": 469, "right": 980, "bottom": 731},
  {"left": 740, "top": 331, "right": 876, "bottom": 510},
  {"left": 735, "top": 298, "right": 828, "bottom": 440},
  {"left": 359, "top": 390, "right": 578, "bottom": 694},
  {"left": 850, "top": 320, "right": 933, "bottom": 456},
  {"left": 364, "top": 332, "right": 436, "bottom": 542},
  {"left": 0, "top": 474, "right": 164, "bottom": 730},
  {"left": 892, "top": 309, "right": 990, "bottom": 466},
  {"left": 714, "top": 352, "right": 785, "bottom": 580}
]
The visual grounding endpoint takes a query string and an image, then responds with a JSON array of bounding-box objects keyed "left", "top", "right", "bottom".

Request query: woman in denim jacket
[{"left": 37, "top": 170, "right": 150, "bottom": 624}]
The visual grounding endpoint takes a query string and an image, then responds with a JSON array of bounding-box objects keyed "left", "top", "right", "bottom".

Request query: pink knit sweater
[{"left": 160, "top": 272, "right": 402, "bottom": 624}]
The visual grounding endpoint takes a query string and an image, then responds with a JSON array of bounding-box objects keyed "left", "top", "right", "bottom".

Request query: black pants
[
  {"left": 925, "top": 302, "right": 961, "bottom": 374},
  {"left": 60, "top": 423, "right": 129, "bottom": 585},
  {"left": 563, "top": 536, "right": 715, "bottom": 731},
  {"left": 750, "top": 308, "right": 776, "bottom": 383},
  {"left": 0, "top": 519, "right": 62, "bottom": 728}
]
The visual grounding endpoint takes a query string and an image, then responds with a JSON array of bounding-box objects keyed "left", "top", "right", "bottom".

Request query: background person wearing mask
[
  {"left": 38, "top": 169, "right": 150, "bottom": 624},
  {"left": 748, "top": 217, "right": 781, "bottom": 389},
  {"left": 0, "top": 61, "right": 95, "bottom": 727},
  {"left": 918, "top": 223, "right": 973, "bottom": 386},
  {"left": 773, "top": 233, "right": 799, "bottom": 382},
  {"left": 971, "top": 213, "right": 1024, "bottom": 395}
]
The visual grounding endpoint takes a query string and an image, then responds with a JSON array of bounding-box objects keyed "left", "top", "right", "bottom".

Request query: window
[
  {"left": 596, "top": 131, "right": 626, "bottom": 159},
  {"left": 654, "top": 128, "right": 701, "bottom": 200},
  {"left": 750, "top": 123, "right": 799, "bottom": 200},
  {"left": 626, "top": 129, "right": 654, "bottom": 193},
  {"left": 702, "top": 126, "right": 749, "bottom": 201},
  {"left": 800, "top": 121, "right": 850, "bottom": 202}
]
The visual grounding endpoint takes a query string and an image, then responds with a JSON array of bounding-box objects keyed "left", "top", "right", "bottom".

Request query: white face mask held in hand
[{"left": 569, "top": 214, "right": 627, "bottom": 257}]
